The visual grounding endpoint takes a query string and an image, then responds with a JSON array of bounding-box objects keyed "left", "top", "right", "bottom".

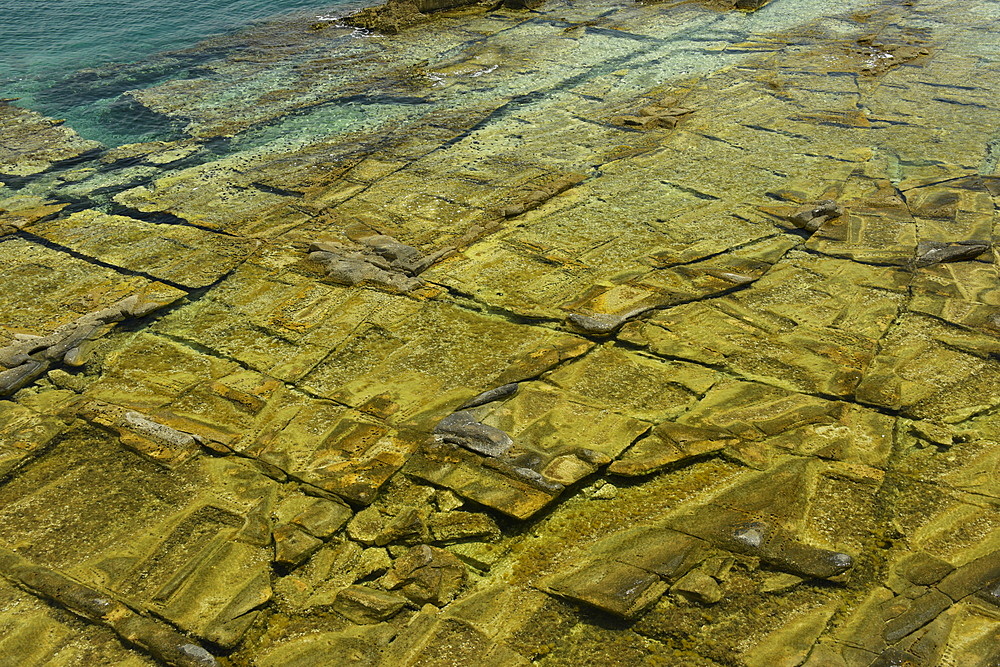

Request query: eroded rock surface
[{"left": 1, "top": 0, "right": 999, "bottom": 664}]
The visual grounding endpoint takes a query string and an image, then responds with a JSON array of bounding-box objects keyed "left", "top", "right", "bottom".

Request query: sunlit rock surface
[{"left": 1, "top": 0, "right": 999, "bottom": 664}]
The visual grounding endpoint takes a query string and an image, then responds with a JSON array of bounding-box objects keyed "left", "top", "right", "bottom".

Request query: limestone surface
[{"left": 1, "top": 0, "right": 999, "bottom": 665}]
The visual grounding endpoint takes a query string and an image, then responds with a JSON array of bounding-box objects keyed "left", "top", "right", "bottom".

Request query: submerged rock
[
  {"left": 458, "top": 382, "right": 519, "bottom": 410},
  {"left": 434, "top": 410, "right": 514, "bottom": 457},
  {"left": 542, "top": 559, "right": 669, "bottom": 619},
  {"left": 913, "top": 240, "right": 989, "bottom": 267},
  {"left": 0, "top": 546, "right": 219, "bottom": 667},
  {"left": 499, "top": 173, "right": 586, "bottom": 218},
  {"left": 79, "top": 400, "right": 205, "bottom": 468},
  {"left": 333, "top": 585, "right": 408, "bottom": 624},
  {"left": 3, "top": 0, "right": 1000, "bottom": 662},
  {"left": 609, "top": 422, "right": 736, "bottom": 476},
  {"left": 0, "top": 101, "right": 101, "bottom": 178},
  {"left": 382, "top": 544, "right": 467, "bottom": 606},
  {"left": 787, "top": 199, "right": 843, "bottom": 232},
  {"left": 308, "top": 235, "right": 451, "bottom": 293},
  {"left": 0, "top": 289, "right": 182, "bottom": 397}
]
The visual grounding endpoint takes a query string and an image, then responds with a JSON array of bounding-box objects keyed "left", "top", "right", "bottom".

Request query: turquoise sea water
[{"left": 0, "top": 0, "right": 360, "bottom": 145}]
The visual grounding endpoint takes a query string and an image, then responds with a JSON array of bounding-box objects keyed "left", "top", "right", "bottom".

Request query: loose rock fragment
[
  {"left": 308, "top": 241, "right": 422, "bottom": 293},
  {"left": 434, "top": 411, "right": 514, "bottom": 457},
  {"left": 670, "top": 570, "right": 723, "bottom": 604},
  {"left": 307, "top": 234, "right": 452, "bottom": 293},
  {"left": 78, "top": 400, "right": 205, "bottom": 468},
  {"left": 273, "top": 524, "right": 325, "bottom": 569},
  {"left": 896, "top": 552, "right": 954, "bottom": 587},
  {"left": 0, "top": 291, "right": 180, "bottom": 397},
  {"left": 333, "top": 585, "right": 408, "bottom": 624},
  {"left": 566, "top": 304, "right": 655, "bottom": 335},
  {"left": 609, "top": 422, "right": 736, "bottom": 477},
  {"left": 342, "top": 0, "right": 454, "bottom": 34},
  {"left": 728, "top": 521, "right": 853, "bottom": 580},
  {"left": 458, "top": 382, "right": 519, "bottom": 410},
  {"left": 913, "top": 240, "right": 989, "bottom": 267},
  {"left": 566, "top": 312, "right": 627, "bottom": 335},
  {"left": 279, "top": 495, "right": 353, "bottom": 539},
  {"left": 382, "top": 545, "right": 467, "bottom": 606},
  {"left": 937, "top": 548, "right": 1000, "bottom": 601},
  {"left": 375, "top": 507, "right": 431, "bottom": 546},
  {"left": 428, "top": 511, "right": 501, "bottom": 543},
  {"left": 787, "top": 200, "right": 843, "bottom": 233},
  {"left": 541, "top": 560, "right": 669, "bottom": 619},
  {"left": 347, "top": 507, "right": 388, "bottom": 545},
  {"left": 613, "top": 96, "right": 694, "bottom": 130},
  {"left": 408, "top": 442, "right": 561, "bottom": 519},
  {"left": 881, "top": 589, "right": 952, "bottom": 644}
]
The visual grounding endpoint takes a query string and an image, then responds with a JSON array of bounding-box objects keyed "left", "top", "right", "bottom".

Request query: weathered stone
[
  {"left": 31, "top": 210, "right": 258, "bottom": 289},
  {"left": 540, "top": 452, "right": 603, "bottom": 486},
  {"left": 0, "top": 400, "right": 67, "bottom": 476},
  {"left": 407, "top": 441, "right": 561, "bottom": 520},
  {"left": 275, "top": 493, "right": 353, "bottom": 540},
  {"left": 760, "top": 572, "right": 806, "bottom": 593},
  {"left": 541, "top": 559, "right": 668, "bottom": 619},
  {"left": 670, "top": 570, "right": 723, "bottom": 604},
  {"left": 273, "top": 524, "right": 324, "bottom": 569},
  {"left": 5, "top": 0, "right": 1000, "bottom": 662},
  {"left": 669, "top": 461, "right": 855, "bottom": 580},
  {"left": 458, "top": 382, "right": 519, "bottom": 410},
  {"left": 937, "top": 549, "right": 1000, "bottom": 601},
  {"left": 0, "top": 287, "right": 184, "bottom": 397},
  {"left": 382, "top": 545, "right": 467, "bottom": 606},
  {"left": 434, "top": 410, "right": 514, "bottom": 458},
  {"left": 344, "top": 0, "right": 430, "bottom": 34},
  {"left": 307, "top": 234, "right": 451, "bottom": 294},
  {"left": 347, "top": 507, "right": 388, "bottom": 545},
  {"left": 566, "top": 311, "right": 628, "bottom": 335},
  {"left": 882, "top": 589, "right": 952, "bottom": 644},
  {"left": 446, "top": 540, "right": 510, "bottom": 572},
  {"left": 0, "top": 196, "right": 68, "bottom": 235},
  {"left": 0, "top": 546, "right": 218, "bottom": 666},
  {"left": 433, "top": 489, "right": 464, "bottom": 512},
  {"left": 896, "top": 552, "right": 954, "bottom": 586},
  {"left": 913, "top": 240, "right": 989, "bottom": 267},
  {"left": 591, "top": 527, "right": 708, "bottom": 580},
  {"left": 375, "top": 507, "right": 431, "bottom": 546},
  {"left": 255, "top": 624, "right": 394, "bottom": 667},
  {"left": 0, "top": 102, "right": 101, "bottom": 177},
  {"left": 333, "top": 585, "right": 408, "bottom": 624},
  {"left": 308, "top": 244, "right": 423, "bottom": 293},
  {"left": 499, "top": 173, "right": 586, "bottom": 218},
  {"left": 787, "top": 199, "right": 843, "bottom": 232},
  {"left": 79, "top": 400, "right": 204, "bottom": 468},
  {"left": 427, "top": 511, "right": 500, "bottom": 543},
  {"left": 609, "top": 422, "right": 735, "bottom": 476}
]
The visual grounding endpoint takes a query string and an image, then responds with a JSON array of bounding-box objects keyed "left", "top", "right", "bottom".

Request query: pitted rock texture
[{"left": 1, "top": 0, "right": 999, "bottom": 664}]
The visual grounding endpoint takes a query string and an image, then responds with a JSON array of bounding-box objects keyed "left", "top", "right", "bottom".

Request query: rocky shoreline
[{"left": 1, "top": 0, "right": 1000, "bottom": 665}]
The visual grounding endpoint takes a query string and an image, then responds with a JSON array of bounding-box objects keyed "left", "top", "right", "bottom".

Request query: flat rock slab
[
  {"left": 407, "top": 441, "right": 561, "bottom": 520},
  {"left": 31, "top": 210, "right": 259, "bottom": 288},
  {"left": 1, "top": 0, "right": 1000, "bottom": 664},
  {"left": 0, "top": 237, "right": 187, "bottom": 347},
  {"left": 0, "top": 101, "right": 101, "bottom": 177},
  {"left": 0, "top": 429, "right": 278, "bottom": 649},
  {"left": 0, "top": 400, "right": 67, "bottom": 477}
]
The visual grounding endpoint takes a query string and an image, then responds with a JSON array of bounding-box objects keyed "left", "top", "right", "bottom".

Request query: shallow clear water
[{"left": 0, "top": 0, "right": 358, "bottom": 145}]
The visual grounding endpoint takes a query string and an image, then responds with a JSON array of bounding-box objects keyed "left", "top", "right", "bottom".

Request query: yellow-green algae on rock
[{"left": 1, "top": 0, "right": 1000, "bottom": 664}]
